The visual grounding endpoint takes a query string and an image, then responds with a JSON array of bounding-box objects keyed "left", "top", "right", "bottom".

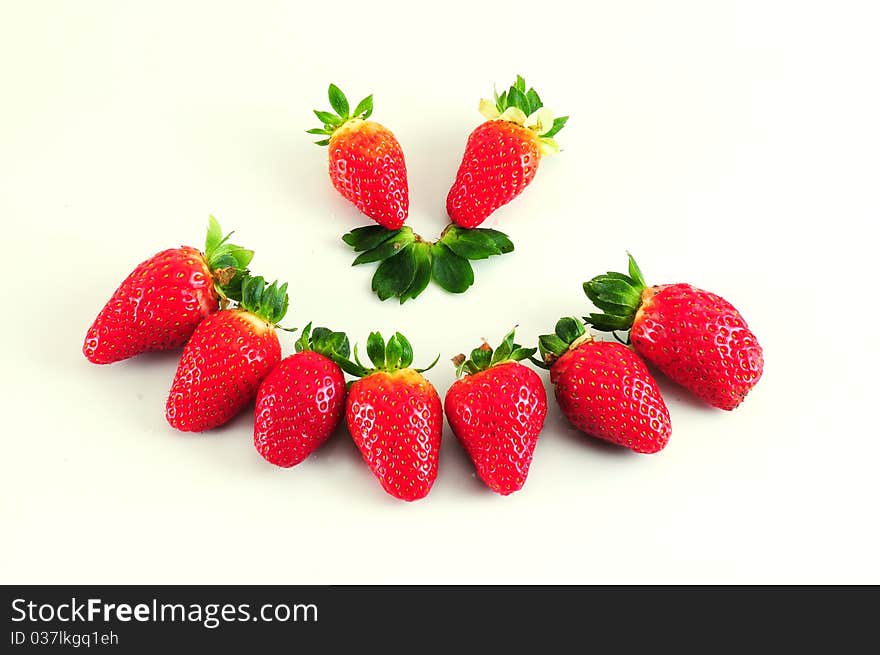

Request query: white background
[{"left": 1, "top": 1, "right": 878, "bottom": 584}]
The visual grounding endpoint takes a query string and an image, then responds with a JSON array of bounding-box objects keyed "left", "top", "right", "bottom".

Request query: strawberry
[
  {"left": 83, "top": 216, "right": 253, "bottom": 364},
  {"left": 309, "top": 84, "right": 408, "bottom": 229},
  {"left": 166, "top": 275, "right": 288, "bottom": 432},
  {"left": 537, "top": 318, "right": 671, "bottom": 454},
  {"left": 253, "top": 323, "right": 350, "bottom": 467},
  {"left": 338, "top": 332, "right": 442, "bottom": 501},
  {"left": 446, "top": 75, "right": 568, "bottom": 229},
  {"left": 444, "top": 328, "right": 547, "bottom": 495},
  {"left": 583, "top": 254, "right": 764, "bottom": 410}
]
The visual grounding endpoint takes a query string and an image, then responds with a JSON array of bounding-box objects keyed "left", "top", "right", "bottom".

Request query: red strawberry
[
  {"left": 309, "top": 84, "right": 408, "bottom": 229},
  {"left": 339, "top": 332, "right": 442, "bottom": 501},
  {"left": 166, "top": 275, "right": 288, "bottom": 432},
  {"left": 83, "top": 216, "right": 253, "bottom": 364},
  {"left": 446, "top": 75, "right": 567, "bottom": 228},
  {"left": 584, "top": 254, "right": 764, "bottom": 410},
  {"left": 254, "top": 323, "right": 349, "bottom": 467},
  {"left": 444, "top": 328, "right": 547, "bottom": 495},
  {"left": 538, "top": 318, "right": 671, "bottom": 454}
]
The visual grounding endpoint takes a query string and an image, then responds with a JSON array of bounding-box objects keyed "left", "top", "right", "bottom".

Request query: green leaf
[
  {"left": 514, "top": 75, "right": 526, "bottom": 93},
  {"left": 399, "top": 242, "right": 432, "bottom": 303},
  {"left": 538, "top": 333, "right": 569, "bottom": 358},
  {"left": 352, "top": 229, "right": 414, "bottom": 265},
  {"left": 314, "top": 110, "right": 338, "bottom": 125},
  {"left": 295, "top": 322, "right": 313, "bottom": 352},
  {"left": 582, "top": 255, "right": 647, "bottom": 333},
  {"left": 586, "top": 312, "right": 634, "bottom": 332},
  {"left": 471, "top": 346, "right": 492, "bottom": 370},
  {"left": 582, "top": 297, "right": 636, "bottom": 320},
  {"left": 271, "top": 281, "right": 289, "bottom": 324},
  {"left": 311, "top": 327, "right": 331, "bottom": 342},
  {"left": 441, "top": 225, "right": 501, "bottom": 260},
  {"left": 220, "top": 270, "right": 247, "bottom": 302},
  {"left": 311, "top": 327, "right": 330, "bottom": 342},
  {"left": 331, "top": 332, "right": 351, "bottom": 359},
  {"left": 209, "top": 242, "right": 254, "bottom": 272},
  {"left": 431, "top": 244, "right": 474, "bottom": 294},
  {"left": 510, "top": 346, "right": 537, "bottom": 361},
  {"left": 242, "top": 275, "right": 264, "bottom": 310},
  {"left": 601, "top": 272, "right": 638, "bottom": 284},
  {"left": 584, "top": 276, "right": 643, "bottom": 308},
  {"left": 416, "top": 352, "right": 440, "bottom": 373},
  {"left": 492, "top": 326, "right": 519, "bottom": 364},
  {"left": 491, "top": 336, "right": 514, "bottom": 365},
  {"left": 311, "top": 326, "right": 333, "bottom": 351},
  {"left": 542, "top": 115, "right": 569, "bottom": 139},
  {"left": 228, "top": 246, "right": 254, "bottom": 269},
  {"left": 385, "top": 334, "right": 403, "bottom": 370},
  {"left": 497, "top": 90, "right": 508, "bottom": 110},
  {"left": 310, "top": 328, "right": 350, "bottom": 359},
  {"left": 526, "top": 88, "right": 542, "bottom": 111},
  {"left": 209, "top": 253, "right": 237, "bottom": 271},
  {"left": 314, "top": 139, "right": 331, "bottom": 147},
  {"left": 439, "top": 225, "right": 513, "bottom": 260},
  {"left": 440, "top": 230, "right": 501, "bottom": 259},
  {"left": 305, "top": 127, "right": 328, "bottom": 135},
  {"left": 342, "top": 225, "right": 401, "bottom": 252},
  {"left": 479, "top": 228, "right": 514, "bottom": 254},
  {"left": 333, "top": 355, "right": 369, "bottom": 378},
  {"left": 554, "top": 317, "right": 585, "bottom": 344},
  {"left": 627, "top": 252, "right": 647, "bottom": 287},
  {"left": 205, "top": 215, "right": 223, "bottom": 253},
  {"left": 529, "top": 355, "right": 550, "bottom": 370},
  {"left": 239, "top": 275, "right": 289, "bottom": 324},
  {"left": 352, "top": 343, "right": 365, "bottom": 368},
  {"left": 204, "top": 219, "right": 253, "bottom": 295},
  {"left": 354, "top": 94, "right": 373, "bottom": 119},
  {"left": 507, "top": 87, "right": 529, "bottom": 114},
  {"left": 367, "top": 332, "right": 385, "bottom": 369},
  {"left": 371, "top": 245, "right": 417, "bottom": 301},
  {"left": 395, "top": 332, "right": 414, "bottom": 369},
  {"left": 327, "top": 84, "right": 349, "bottom": 118},
  {"left": 452, "top": 327, "right": 538, "bottom": 368}
]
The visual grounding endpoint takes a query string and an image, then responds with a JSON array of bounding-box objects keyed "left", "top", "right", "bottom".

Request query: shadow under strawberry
[{"left": 542, "top": 403, "right": 639, "bottom": 459}]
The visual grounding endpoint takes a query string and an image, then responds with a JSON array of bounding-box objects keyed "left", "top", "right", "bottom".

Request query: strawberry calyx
[
  {"left": 238, "top": 274, "right": 291, "bottom": 328},
  {"left": 533, "top": 317, "right": 594, "bottom": 369},
  {"left": 335, "top": 331, "right": 439, "bottom": 379},
  {"left": 478, "top": 75, "right": 568, "bottom": 156},
  {"left": 204, "top": 215, "right": 255, "bottom": 302},
  {"left": 341, "top": 223, "right": 514, "bottom": 303},
  {"left": 307, "top": 83, "right": 374, "bottom": 146},
  {"left": 582, "top": 252, "right": 649, "bottom": 334},
  {"left": 294, "top": 322, "right": 351, "bottom": 360},
  {"left": 452, "top": 327, "right": 537, "bottom": 377}
]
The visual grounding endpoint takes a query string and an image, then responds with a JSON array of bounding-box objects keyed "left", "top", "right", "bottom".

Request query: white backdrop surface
[{"left": 1, "top": 1, "right": 878, "bottom": 583}]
